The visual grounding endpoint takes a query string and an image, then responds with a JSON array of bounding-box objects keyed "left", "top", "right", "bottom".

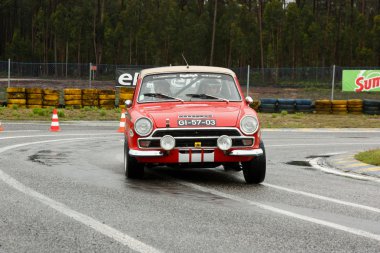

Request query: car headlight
[
  {"left": 240, "top": 115, "right": 259, "bottom": 135},
  {"left": 134, "top": 117, "right": 153, "bottom": 136},
  {"left": 160, "top": 135, "right": 175, "bottom": 150},
  {"left": 217, "top": 135, "right": 232, "bottom": 151}
]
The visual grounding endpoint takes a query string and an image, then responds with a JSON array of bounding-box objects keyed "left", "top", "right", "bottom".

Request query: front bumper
[{"left": 129, "top": 148, "right": 263, "bottom": 163}]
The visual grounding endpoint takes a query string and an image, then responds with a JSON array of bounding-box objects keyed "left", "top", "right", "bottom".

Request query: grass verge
[{"left": 355, "top": 150, "right": 380, "bottom": 166}]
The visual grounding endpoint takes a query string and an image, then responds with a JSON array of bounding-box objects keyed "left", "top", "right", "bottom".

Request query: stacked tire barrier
[
  {"left": 259, "top": 98, "right": 277, "bottom": 113},
  {"left": 331, "top": 100, "right": 348, "bottom": 114},
  {"left": 118, "top": 87, "right": 134, "bottom": 109},
  {"left": 26, "top": 88, "right": 43, "bottom": 108},
  {"left": 295, "top": 99, "right": 313, "bottom": 113},
  {"left": 64, "top": 89, "right": 82, "bottom": 108},
  {"left": 315, "top": 100, "right": 331, "bottom": 114},
  {"left": 43, "top": 89, "right": 60, "bottom": 108},
  {"left": 250, "top": 100, "right": 260, "bottom": 111},
  {"left": 277, "top": 99, "right": 295, "bottom": 113},
  {"left": 347, "top": 99, "right": 363, "bottom": 114},
  {"left": 7, "top": 87, "right": 26, "bottom": 108},
  {"left": 99, "top": 89, "right": 115, "bottom": 109},
  {"left": 82, "top": 89, "right": 99, "bottom": 107},
  {"left": 363, "top": 100, "right": 380, "bottom": 115}
]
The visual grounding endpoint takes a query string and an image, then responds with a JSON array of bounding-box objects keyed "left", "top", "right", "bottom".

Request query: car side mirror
[
  {"left": 125, "top": 100, "right": 132, "bottom": 108},
  {"left": 245, "top": 96, "right": 253, "bottom": 104}
]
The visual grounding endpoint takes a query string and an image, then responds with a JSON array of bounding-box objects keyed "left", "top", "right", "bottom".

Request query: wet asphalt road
[{"left": 1, "top": 123, "right": 380, "bottom": 253}]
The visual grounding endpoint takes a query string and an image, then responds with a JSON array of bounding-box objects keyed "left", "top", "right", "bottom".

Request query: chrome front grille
[{"left": 138, "top": 127, "right": 254, "bottom": 149}]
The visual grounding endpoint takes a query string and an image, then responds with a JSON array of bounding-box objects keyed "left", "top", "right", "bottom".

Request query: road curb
[{"left": 327, "top": 153, "right": 380, "bottom": 178}]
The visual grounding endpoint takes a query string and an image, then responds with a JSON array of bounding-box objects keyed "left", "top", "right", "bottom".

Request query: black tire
[
  {"left": 124, "top": 141, "right": 144, "bottom": 179},
  {"left": 277, "top": 99, "right": 295, "bottom": 105},
  {"left": 260, "top": 98, "right": 277, "bottom": 104},
  {"left": 363, "top": 100, "right": 380, "bottom": 106},
  {"left": 242, "top": 141, "right": 266, "bottom": 184},
  {"left": 295, "top": 99, "right": 312, "bottom": 106}
]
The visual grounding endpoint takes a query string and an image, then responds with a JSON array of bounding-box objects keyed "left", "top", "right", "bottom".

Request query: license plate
[{"left": 178, "top": 119, "right": 216, "bottom": 126}]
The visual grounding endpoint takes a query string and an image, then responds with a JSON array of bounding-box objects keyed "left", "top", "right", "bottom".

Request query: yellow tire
[
  {"left": 348, "top": 108, "right": 363, "bottom": 112},
  {"left": 65, "top": 100, "right": 82, "bottom": 105},
  {"left": 43, "top": 100, "right": 59, "bottom": 106},
  {"left": 82, "top": 100, "right": 99, "bottom": 106},
  {"left": 315, "top": 99, "right": 331, "bottom": 105},
  {"left": 64, "top": 88, "right": 82, "bottom": 95},
  {"left": 43, "top": 89, "right": 59, "bottom": 95},
  {"left": 119, "top": 87, "right": 134, "bottom": 93},
  {"left": 99, "top": 94, "right": 116, "bottom": 100},
  {"left": 26, "top": 88, "right": 43, "bottom": 94},
  {"left": 331, "top": 100, "right": 347, "bottom": 105},
  {"left": 332, "top": 105, "right": 348, "bottom": 109},
  {"left": 98, "top": 90, "right": 115, "bottom": 95},
  {"left": 347, "top": 105, "right": 363, "bottom": 109},
  {"left": 27, "top": 105, "right": 42, "bottom": 109},
  {"left": 7, "top": 99, "right": 26, "bottom": 104},
  {"left": 7, "top": 93, "right": 26, "bottom": 99},
  {"left": 27, "top": 99, "right": 43, "bottom": 105},
  {"left": 99, "top": 99, "right": 115, "bottom": 106},
  {"left": 7, "top": 87, "right": 25, "bottom": 93},
  {"left": 82, "top": 89, "right": 98, "bottom": 94},
  {"left": 7, "top": 104, "right": 26, "bottom": 108},
  {"left": 332, "top": 111, "right": 348, "bottom": 115},
  {"left": 119, "top": 93, "right": 133, "bottom": 100},
  {"left": 64, "top": 95, "right": 82, "bottom": 100},
  {"left": 44, "top": 94, "right": 60, "bottom": 101},
  {"left": 82, "top": 94, "right": 98, "bottom": 100},
  {"left": 119, "top": 105, "right": 126, "bottom": 109},
  {"left": 27, "top": 94, "right": 43, "bottom": 99}
]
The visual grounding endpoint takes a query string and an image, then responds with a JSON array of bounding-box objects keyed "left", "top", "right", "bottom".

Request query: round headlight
[
  {"left": 134, "top": 117, "right": 153, "bottom": 136},
  {"left": 160, "top": 135, "right": 175, "bottom": 150},
  {"left": 217, "top": 135, "right": 232, "bottom": 151},
  {"left": 240, "top": 116, "right": 259, "bottom": 135}
]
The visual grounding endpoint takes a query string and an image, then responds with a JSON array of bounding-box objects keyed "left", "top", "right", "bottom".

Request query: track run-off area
[{"left": 1, "top": 122, "right": 380, "bottom": 252}]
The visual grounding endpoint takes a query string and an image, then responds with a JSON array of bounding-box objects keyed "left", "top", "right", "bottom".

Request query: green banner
[{"left": 342, "top": 70, "right": 380, "bottom": 92}]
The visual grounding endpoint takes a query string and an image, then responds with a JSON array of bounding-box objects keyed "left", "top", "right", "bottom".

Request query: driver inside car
[{"left": 201, "top": 80, "right": 222, "bottom": 97}]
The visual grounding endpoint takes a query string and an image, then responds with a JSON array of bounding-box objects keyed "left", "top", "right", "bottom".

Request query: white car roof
[{"left": 139, "top": 66, "right": 236, "bottom": 79}]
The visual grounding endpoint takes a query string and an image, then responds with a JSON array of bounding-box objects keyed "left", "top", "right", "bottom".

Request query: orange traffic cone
[
  {"left": 50, "top": 108, "right": 61, "bottom": 132},
  {"left": 0, "top": 121, "right": 3, "bottom": 132},
  {"left": 118, "top": 109, "right": 126, "bottom": 132}
]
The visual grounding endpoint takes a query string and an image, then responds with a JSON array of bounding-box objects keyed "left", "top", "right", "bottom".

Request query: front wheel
[
  {"left": 124, "top": 141, "right": 144, "bottom": 179},
  {"left": 241, "top": 141, "right": 266, "bottom": 184}
]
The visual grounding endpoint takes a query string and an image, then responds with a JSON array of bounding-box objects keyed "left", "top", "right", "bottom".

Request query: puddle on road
[{"left": 28, "top": 150, "right": 71, "bottom": 166}]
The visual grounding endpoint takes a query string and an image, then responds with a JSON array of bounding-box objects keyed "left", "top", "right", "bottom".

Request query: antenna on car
[{"left": 182, "top": 53, "right": 189, "bottom": 69}]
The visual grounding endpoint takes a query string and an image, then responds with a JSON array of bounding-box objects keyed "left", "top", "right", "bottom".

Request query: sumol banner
[
  {"left": 342, "top": 70, "right": 380, "bottom": 92},
  {"left": 115, "top": 68, "right": 142, "bottom": 87}
]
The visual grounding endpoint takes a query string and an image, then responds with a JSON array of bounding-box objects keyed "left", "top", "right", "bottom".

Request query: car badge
[{"left": 194, "top": 142, "right": 201, "bottom": 148}]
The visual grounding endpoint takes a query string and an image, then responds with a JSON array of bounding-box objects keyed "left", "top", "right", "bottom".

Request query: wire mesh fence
[{"left": 0, "top": 61, "right": 379, "bottom": 102}]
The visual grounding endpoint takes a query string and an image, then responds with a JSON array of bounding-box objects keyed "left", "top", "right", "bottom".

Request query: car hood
[{"left": 138, "top": 103, "right": 242, "bottom": 128}]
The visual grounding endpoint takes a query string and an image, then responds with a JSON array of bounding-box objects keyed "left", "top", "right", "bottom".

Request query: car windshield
[{"left": 138, "top": 72, "right": 241, "bottom": 103}]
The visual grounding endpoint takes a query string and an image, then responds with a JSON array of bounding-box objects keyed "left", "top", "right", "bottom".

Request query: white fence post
[
  {"left": 89, "top": 62, "right": 92, "bottom": 88},
  {"left": 331, "top": 65, "right": 336, "bottom": 100},
  {"left": 246, "top": 65, "right": 250, "bottom": 96},
  {"left": 8, "top": 58, "right": 11, "bottom": 88}
]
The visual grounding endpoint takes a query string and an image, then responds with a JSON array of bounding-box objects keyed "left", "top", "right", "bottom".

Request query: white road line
[
  {"left": 267, "top": 143, "right": 380, "bottom": 148},
  {"left": 0, "top": 133, "right": 120, "bottom": 140},
  {"left": 262, "top": 183, "right": 380, "bottom": 213},
  {"left": 167, "top": 177, "right": 380, "bottom": 242},
  {"left": 0, "top": 138, "right": 161, "bottom": 253}
]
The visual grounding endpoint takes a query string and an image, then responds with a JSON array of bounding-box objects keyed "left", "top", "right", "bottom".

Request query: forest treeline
[{"left": 1, "top": 0, "right": 379, "bottom": 68}]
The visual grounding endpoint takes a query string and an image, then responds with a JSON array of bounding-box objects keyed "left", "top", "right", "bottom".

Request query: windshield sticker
[
  {"left": 152, "top": 74, "right": 177, "bottom": 79},
  {"left": 180, "top": 74, "right": 198, "bottom": 78},
  {"left": 200, "top": 74, "right": 222, "bottom": 78}
]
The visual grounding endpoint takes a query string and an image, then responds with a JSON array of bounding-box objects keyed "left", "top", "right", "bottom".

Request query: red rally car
[{"left": 124, "top": 66, "right": 266, "bottom": 184}]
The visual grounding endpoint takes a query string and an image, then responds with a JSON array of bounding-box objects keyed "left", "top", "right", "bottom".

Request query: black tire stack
[
  {"left": 363, "top": 100, "right": 380, "bottom": 115},
  {"left": 259, "top": 98, "right": 277, "bottom": 113},
  {"left": 277, "top": 99, "right": 296, "bottom": 113},
  {"left": 295, "top": 99, "right": 313, "bottom": 113}
]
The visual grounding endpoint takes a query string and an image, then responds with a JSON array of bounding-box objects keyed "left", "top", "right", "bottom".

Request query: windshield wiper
[
  {"left": 186, "top": 93, "right": 229, "bottom": 103},
  {"left": 143, "top": 93, "right": 184, "bottom": 102}
]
